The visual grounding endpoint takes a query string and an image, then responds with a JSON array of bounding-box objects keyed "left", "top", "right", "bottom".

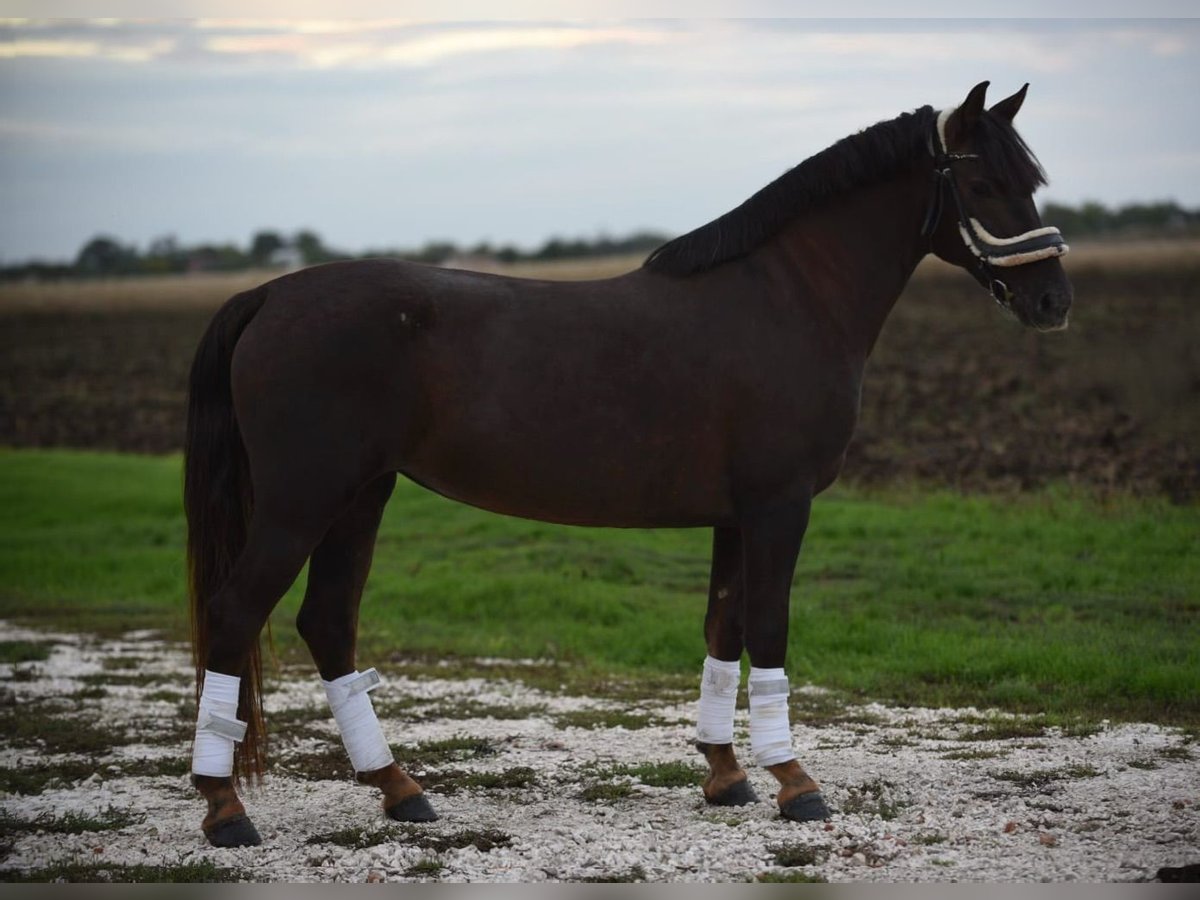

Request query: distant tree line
[
  {"left": 0, "top": 228, "right": 672, "bottom": 282},
  {"left": 2, "top": 201, "right": 1196, "bottom": 282},
  {"left": 1039, "top": 201, "right": 1200, "bottom": 238}
]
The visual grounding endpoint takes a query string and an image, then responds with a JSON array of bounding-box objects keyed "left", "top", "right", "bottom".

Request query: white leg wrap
[
  {"left": 696, "top": 655, "right": 741, "bottom": 745},
  {"left": 323, "top": 669, "right": 393, "bottom": 774},
  {"left": 748, "top": 667, "right": 795, "bottom": 767},
  {"left": 192, "top": 670, "right": 246, "bottom": 778}
]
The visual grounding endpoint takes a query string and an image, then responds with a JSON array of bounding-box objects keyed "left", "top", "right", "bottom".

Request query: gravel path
[{"left": 1, "top": 621, "right": 1196, "bottom": 883}]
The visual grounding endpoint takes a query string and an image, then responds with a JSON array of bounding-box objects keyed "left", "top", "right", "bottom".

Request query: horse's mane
[{"left": 643, "top": 104, "right": 1047, "bottom": 276}]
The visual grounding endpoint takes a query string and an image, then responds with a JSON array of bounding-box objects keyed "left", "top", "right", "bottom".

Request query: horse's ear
[
  {"left": 945, "top": 80, "right": 990, "bottom": 148},
  {"left": 990, "top": 83, "right": 1029, "bottom": 122}
]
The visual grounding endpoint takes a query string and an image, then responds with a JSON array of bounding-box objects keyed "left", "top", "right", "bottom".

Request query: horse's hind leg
[
  {"left": 295, "top": 472, "right": 437, "bottom": 824},
  {"left": 696, "top": 525, "right": 758, "bottom": 807},
  {"left": 194, "top": 505, "right": 336, "bottom": 847}
]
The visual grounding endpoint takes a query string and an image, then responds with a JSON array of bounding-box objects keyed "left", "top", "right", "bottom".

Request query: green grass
[{"left": 1, "top": 448, "right": 1197, "bottom": 724}]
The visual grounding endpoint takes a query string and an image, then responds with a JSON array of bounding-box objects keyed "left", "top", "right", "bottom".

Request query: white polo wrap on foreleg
[
  {"left": 696, "top": 655, "right": 741, "bottom": 745},
  {"left": 192, "top": 669, "right": 246, "bottom": 777},
  {"left": 323, "top": 668, "right": 393, "bottom": 774},
  {"left": 748, "top": 667, "right": 795, "bottom": 767}
]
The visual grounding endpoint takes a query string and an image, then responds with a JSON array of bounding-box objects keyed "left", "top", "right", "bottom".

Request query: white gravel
[{"left": 1, "top": 620, "right": 1196, "bottom": 883}]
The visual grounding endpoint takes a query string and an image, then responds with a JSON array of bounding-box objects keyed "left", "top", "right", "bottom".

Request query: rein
[{"left": 920, "top": 106, "right": 1069, "bottom": 311}]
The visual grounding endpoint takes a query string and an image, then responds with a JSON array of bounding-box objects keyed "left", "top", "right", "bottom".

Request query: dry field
[{"left": 2, "top": 239, "right": 1197, "bottom": 500}]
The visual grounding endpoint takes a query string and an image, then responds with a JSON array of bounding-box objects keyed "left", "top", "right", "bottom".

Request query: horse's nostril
[{"left": 1038, "top": 293, "right": 1055, "bottom": 316}]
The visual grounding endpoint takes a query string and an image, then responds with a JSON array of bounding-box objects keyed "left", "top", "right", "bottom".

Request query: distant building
[{"left": 268, "top": 245, "right": 305, "bottom": 271}]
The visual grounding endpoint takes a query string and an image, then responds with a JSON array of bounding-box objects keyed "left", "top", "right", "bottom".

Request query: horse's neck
[{"left": 759, "top": 170, "right": 930, "bottom": 360}]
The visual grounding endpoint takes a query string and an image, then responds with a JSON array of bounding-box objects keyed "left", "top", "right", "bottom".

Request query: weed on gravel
[
  {"left": 584, "top": 761, "right": 705, "bottom": 789},
  {"left": 553, "top": 708, "right": 666, "bottom": 730},
  {"left": 0, "top": 641, "right": 53, "bottom": 664},
  {"left": 941, "top": 748, "right": 1008, "bottom": 761},
  {"left": 418, "top": 766, "right": 536, "bottom": 794},
  {"left": 841, "top": 777, "right": 911, "bottom": 821},
  {"left": 769, "top": 843, "right": 827, "bottom": 867},
  {"left": 991, "top": 764, "right": 1102, "bottom": 790},
  {"left": 0, "top": 706, "right": 122, "bottom": 755},
  {"left": 397, "top": 736, "right": 497, "bottom": 768},
  {"left": 306, "top": 824, "right": 512, "bottom": 854},
  {"left": 404, "top": 859, "right": 445, "bottom": 879},
  {"left": 0, "top": 808, "right": 141, "bottom": 837},
  {"left": 1158, "top": 745, "right": 1193, "bottom": 761},
  {"left": 306, "top": 825, "right": 402, "bottom": 850}
]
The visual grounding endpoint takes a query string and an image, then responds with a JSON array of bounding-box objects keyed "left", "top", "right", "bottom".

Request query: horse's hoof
[
  {"left": 706, "top": 779, "right": 759, "bottom": 807},
  {"left": 386, "top": 793, "right": 438, "bottom": 823},
  {"left": 780, "top": 791, "right": 832, "bottom": 822},
  {"left": 204, "top": 813, "right": 262, "bottom": 847}
]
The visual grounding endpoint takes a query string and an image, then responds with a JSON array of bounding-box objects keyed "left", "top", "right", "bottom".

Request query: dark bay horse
[{"left": 184, "top": 81, "right": 1071, "bottom": 847}]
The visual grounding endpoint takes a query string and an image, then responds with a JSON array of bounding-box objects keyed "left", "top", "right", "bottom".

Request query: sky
[{"left": 1, "top": 16, "right": 1198, "bottom": 263}]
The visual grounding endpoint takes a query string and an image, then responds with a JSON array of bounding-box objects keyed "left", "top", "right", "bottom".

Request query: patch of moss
[
  {"left": 553, "top": 708, "right": 665, "bottom": 730},
  {"left": 0, "top": 641, "right": 54, "bottom": 664},
  {"left": 955, "top": 717, "right": 1048, "bottom": 741},
  {"left": 415, "top": 828, "right": 512, "bottom": 853},
  {"left": 101, "top": 656, "right": 142, "bottom": 671},
  {"left": 587, "top": 761, "right": 704, "bottom": 789},
  {"left": 769, "top": 842, "right": 826, "bottom": 867},
  {"left": 912, "top": 833, "right": 948, "bottom": 845},
  {"left": 941, "top": 748, "right": 1007, "bottom": 761},
  {"left": 68, "top": 685, "right": 108, "bottom": 701},
  {"left": 273, "top": 746, "right": 354, "bottom": 782},
  {"left": 990, "top": 764, "right": 1100, "bottom": 789},
  {"left": 404, "top": 858, "right": 444, "bottom": 879},
  {"left": 0, "top": 760, "right": 98, "bottom": 795},
  {"left": 1159, "top": 745, "right": 1194, "bottom": 761},
  {"left": 306, "top": 825, "right": 400, "bottom": 850},
  {"left": 420, "top": 766, "right": 536, "bottom": 794},
  {"left": 0, "top": 808, "right": 141, "bottom": 837},
  {"left": 399, "top": 736, "right": 497, "bottom": 768},
  {"left": 0, "top": 706, "right": 122, "bottom": 755}
]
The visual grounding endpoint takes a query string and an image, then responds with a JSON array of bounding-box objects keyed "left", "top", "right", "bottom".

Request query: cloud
[{"left": 1, "top": 20, "right": 672, "bottom": 70}]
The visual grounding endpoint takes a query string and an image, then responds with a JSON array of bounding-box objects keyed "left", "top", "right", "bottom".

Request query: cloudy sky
[{"left": 1, "top": 16, "right": 1197, "bottom": 263}]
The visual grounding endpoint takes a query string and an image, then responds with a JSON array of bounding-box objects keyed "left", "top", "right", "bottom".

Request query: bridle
[{"left": 920, "top": 106, "right": 1069, "bottom": 312}]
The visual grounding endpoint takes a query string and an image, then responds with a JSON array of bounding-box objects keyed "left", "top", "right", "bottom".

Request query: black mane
[{"left": 643, "top": 103, "right": 1047, "bottom": 276}]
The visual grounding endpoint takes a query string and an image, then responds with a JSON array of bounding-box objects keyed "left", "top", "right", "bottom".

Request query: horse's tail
[{"left": 184, "top": 284, "right": 270, "bottom": 781}]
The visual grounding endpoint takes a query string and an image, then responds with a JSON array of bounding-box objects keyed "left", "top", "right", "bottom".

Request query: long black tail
[{"left": 184, "top": 284, "right": 270, "bottom": 781}]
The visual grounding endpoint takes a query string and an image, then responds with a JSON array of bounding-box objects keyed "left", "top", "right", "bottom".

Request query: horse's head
[{"left": 925, "top": 81, "right": 1073, "bottom": 331}]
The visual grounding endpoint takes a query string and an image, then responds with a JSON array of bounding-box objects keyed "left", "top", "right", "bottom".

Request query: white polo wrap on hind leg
[
  {"left": 748, "top": 667, "right": 796, "bottom": 767},
  {"left": 192, "top": 669, "right": 246, "bottom": 777},
  {"left": 323, "top": 668, "right": 393, "bottom": 774},
  {"left": 696, "top": 655, "right": 741, "bottom": 745}
]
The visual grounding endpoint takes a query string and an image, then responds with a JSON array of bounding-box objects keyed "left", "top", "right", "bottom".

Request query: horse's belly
[{"left": 401, "top": 432, "right": 733, "bottom": 529}]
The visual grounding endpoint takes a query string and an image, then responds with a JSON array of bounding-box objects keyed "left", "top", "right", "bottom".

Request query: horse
[{"left": 183, "top": 81, "right": 1071, "bottom": 847}]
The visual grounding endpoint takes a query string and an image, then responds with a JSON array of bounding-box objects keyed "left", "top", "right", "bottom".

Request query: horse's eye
[{"left": 970, "top": 180, "right": 995, "bottom": 199}]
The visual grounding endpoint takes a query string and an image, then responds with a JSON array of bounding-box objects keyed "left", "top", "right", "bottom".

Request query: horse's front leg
[
  {"left": 741, "top": 497, "right": 831, "bottom": 822},
  {"left": 696, "top": 525, "right": 757, "bottom": 807}
]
